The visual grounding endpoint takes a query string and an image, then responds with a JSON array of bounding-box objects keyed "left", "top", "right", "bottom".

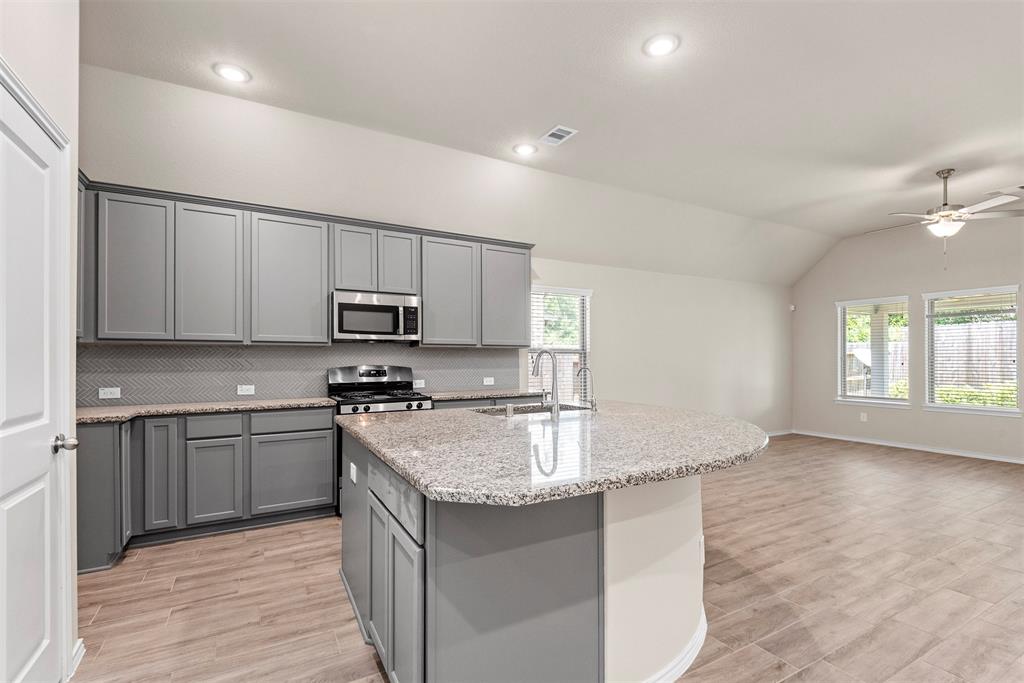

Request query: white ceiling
[{"left": 80, "top": 1, "right": 1024, "bottom": 238}]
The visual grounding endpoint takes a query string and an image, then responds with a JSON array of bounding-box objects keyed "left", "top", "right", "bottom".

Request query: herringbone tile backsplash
[{"left": 77, "top": 343, "right": 521, "bottom": 406}]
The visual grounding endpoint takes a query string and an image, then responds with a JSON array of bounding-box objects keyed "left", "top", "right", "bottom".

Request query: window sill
[
  {"left": 922, "top": 404, "right": 1022, "bottom": 418},
  {"left": 835, "top": 398, "right": 911, "bottom": 409}
]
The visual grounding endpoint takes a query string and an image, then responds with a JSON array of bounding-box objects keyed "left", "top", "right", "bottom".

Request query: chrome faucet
[
  {"left": 531, "top": 349, "right": 559, "bottom": 419},
  {"left": 577, "top": 366, "right": 596, "bottom": 411}
]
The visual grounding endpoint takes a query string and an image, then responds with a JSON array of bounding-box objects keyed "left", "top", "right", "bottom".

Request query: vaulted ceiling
[{"left": 81, "top": 1, "right": 1023, "bottom": 239}]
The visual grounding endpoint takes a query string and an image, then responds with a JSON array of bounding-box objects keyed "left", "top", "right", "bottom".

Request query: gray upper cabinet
[
  {"left": 76, "top": 183, "right": 85, "bottom": 338},
  {"left": 143, "top": 418, "right": 179, "bottom": 531},
  {"left": 250, "top": 429, "right": 334, "bottom": 515},
  {"left": 186, "top": 437, "right": 244, "bottom": 525},
  {"left": 97, "top": 192, "right": 175, "bottom": 340},
  {"left": 481, "top": 244, "right": 531, "bottom": 347},
  {"left": 334, "top": 224, "right": 378, "bottom": 291},
  {"left": 174, "top": 203, "right": 245, "bottom": 342},
  {"left": 421, "top": 236, "right": 481, "bottom": 345},
  {"left": 251, "top": 212, "right": 330, "bottom": 343},
  {"left": 378, "top": 230, "right": 420, "bottom": 295}
]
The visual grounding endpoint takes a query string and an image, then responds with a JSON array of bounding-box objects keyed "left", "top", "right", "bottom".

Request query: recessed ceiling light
[
  {"left": 513, "top": 143, "right": 538, "bottom": 157},
  {"left": 212, "top": 63, "right": 251, "bottom": 83},
  {"left": 642, "top": 34, "right": 680, "bottom": 58}
]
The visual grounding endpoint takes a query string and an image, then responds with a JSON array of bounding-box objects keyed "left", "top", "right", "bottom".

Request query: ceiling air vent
[{"left": 540, "top": 125, "right": 578, "bottom": 146}]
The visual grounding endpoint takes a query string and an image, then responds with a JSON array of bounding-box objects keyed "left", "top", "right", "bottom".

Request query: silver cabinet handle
[{"left": 51, "top": 434, "right": 79, "bottom": 454}]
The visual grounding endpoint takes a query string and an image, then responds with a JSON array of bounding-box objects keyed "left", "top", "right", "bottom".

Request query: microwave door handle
[{"left": 398, "top": 307, "right": 404, "bottom": 336}]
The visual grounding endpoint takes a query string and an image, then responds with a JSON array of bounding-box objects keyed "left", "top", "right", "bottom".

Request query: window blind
[
  {"left": 838, "top": 297, "right": 909, "bottom": 401},
  {"left": 926, "top": 287, "right": 1019, "bottom": 410},
  {"left": 528, "top": 288, "right": 591, "bottom": 403}
]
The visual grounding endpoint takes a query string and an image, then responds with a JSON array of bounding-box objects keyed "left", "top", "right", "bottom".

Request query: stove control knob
[
  {"left": 362, "top": 405, "right": 371, "bottom": 412},
  {"left": 406, "top": 403, "right": 413, "bottom": 410},
  {"left": 416, "top": 402, "right": 423, "bottom": 409},
  {"left": 350, "top": 406, "right": 359, "bottom": 413}
]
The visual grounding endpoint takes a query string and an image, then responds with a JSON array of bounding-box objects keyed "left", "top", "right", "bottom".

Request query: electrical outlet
[
  {"left": 349, "top": 462, "right": 358, "bottom": 484},
  {"left": 860, "top": 412, "right": 868, "bottom": 423},
  {"left": 483, "top": 377, "right": 495, "bottom": 386},
  {"left": 237, "top": 385, "right": 255, "bottom": 396},
  {"left": 98, "top": 387, "right": 121, "bottom": 400},
  {"left": 413, "top": 379, "right": 425, "bottom": 389}
]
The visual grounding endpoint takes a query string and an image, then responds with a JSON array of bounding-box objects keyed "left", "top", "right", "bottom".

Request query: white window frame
[
  {"left": 836, "top": 296, "right": 911, "bottom": 407},
  {"left": 922, "top": 284, "right": 1022, "bottom": 417},
  {"left": 529, "top": 285, "right": 592, "bottom": 402}
]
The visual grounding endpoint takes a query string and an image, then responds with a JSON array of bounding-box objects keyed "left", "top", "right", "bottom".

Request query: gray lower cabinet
[
  {"left": 481, "top": 244, "right": 531, "bottom": 346},
  {"left": 378, "top": 230, "right": 420, "bottom": 295},
  {"left": 143, "top": 418, "right": 179, "bottom": 531},
  {"left": 251, "top": 212, "right": 330, "bottom": 343},
  {"left": 186, "top": 437, "right": 244, "bottom": 524},
  {"left": 367, "top": 492, "right": 391, "bottom": 666},
  {"left": 387, "top": 516, "right": 425, "bottom": 683},
  {"left": 334, "top": 223, "right": 378, "bottom": 291},
  {"left": 250, "top": 429, "right": 334, "bottom": 515},
  {"left": 119, "top": 423, "right": 132, "bottom": 547},
  {"left": 97, "top": 192, "right": 175, "bottom": 340},
  {"left": 76, "top": 424, "right": 122, "bottom": 571},
  {"left": 174, "top": 202, "right": 245, "bottom": 341},
  {"left": 421, "top": 236, "right": 481, "bottom": 345}
]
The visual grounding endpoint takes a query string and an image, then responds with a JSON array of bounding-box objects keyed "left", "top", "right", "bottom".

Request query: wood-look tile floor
[{"left": 74, "top": 435, "right": 1024, "bottom": 682}]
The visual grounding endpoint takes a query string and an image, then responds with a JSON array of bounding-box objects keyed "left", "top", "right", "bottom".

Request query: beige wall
[
  {"left": 792, "top": 219, "right": 1024, "bottom": 461},
  {"left": 79, "top": 65, "right": 794, "bottom": 433},
  {"left": 532, "top": 257, "right": 792, "bottom": 433}
]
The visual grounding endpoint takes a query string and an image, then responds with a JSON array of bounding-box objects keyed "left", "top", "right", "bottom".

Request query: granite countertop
[
  {"left": 337, "top": 400, "right": 767, "bottom": 506},
  {"left": 431, "top": 389, "right": 544, "bottom": 401},
  {"left": 76, "top": 397, "right": 338, "bottom": 424}
]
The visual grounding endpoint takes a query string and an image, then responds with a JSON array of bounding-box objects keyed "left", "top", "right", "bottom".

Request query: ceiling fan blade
[
  {"left": 864, "top": 221, "right": 921, "bottom": 235},
  {"left": 961, "top": 195, "right": 1019, "bottom": 214},
  {"left": 889, "top": 212, "right": 934, "bottom": 219},
  {"left": 963, "top": 210, "right": 1024, "bottom": 220}
]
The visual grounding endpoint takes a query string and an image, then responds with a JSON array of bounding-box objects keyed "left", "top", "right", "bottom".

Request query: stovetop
[{"left": 328, "top": 364, "right": 433, "bottom": 414}]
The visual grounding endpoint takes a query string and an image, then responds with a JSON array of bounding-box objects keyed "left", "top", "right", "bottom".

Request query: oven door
[{"left": 333, "top": 291, "right": 420, "bottom": 341}]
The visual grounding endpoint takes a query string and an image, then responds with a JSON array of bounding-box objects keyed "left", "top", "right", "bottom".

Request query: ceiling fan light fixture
[{"left": 927, "top": 218, "right": 965, "bottom": 238}]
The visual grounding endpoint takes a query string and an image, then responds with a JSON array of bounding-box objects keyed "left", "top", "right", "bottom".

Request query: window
[
  {"left": 528, "top": 287, "right": 591, "bottom": 403},
  {"left": 837, "top": 297, "right": 909, "bottom": 402},
  {"left": 925, "top": 286, "right": 1019, "bottom": 412}
]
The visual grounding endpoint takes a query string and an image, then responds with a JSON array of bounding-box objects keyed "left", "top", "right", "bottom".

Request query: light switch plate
[
  {"left": 483, "top": 377, "right": 495, "bottom": 386},
  {"left": 349, "top": 462, "right": 358, "bottom": 484},
  {"left": 237, "top": 385, "right": 256, "bottom": 396},
  {"left": 98, "top": 387, "right": 121, "bottom": 400},
  {"left": 413, "top": 379, "right": 425, "bottom": 389}
]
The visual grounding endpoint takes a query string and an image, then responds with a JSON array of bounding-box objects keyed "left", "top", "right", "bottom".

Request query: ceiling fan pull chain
[{"left": 943, "top": 237, "right": 948, "bottom": 271}]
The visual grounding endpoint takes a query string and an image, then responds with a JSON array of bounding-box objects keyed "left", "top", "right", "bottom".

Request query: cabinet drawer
[
  {"left": 368, "top": 454, "right": 424, "bottom": 545},
  {"left": 186, "top": 413, "right": 243, "bottom": 439},
  {"left": 250, "top": 408, "right": 335, "bottom": 435}
]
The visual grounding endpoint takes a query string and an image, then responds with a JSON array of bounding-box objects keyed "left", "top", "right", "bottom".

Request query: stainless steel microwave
[{"left": 332, "top": 291, "right": 420, "bottom": 342}]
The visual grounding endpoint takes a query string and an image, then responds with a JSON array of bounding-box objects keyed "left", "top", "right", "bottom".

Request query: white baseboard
[
  {"left": 792, "top": 429, "right": 1023, "bottom": 465},
  {"left": 766, "top": 430, "right": 793, "bottom": 437},
  {"left": 69, "top": 637, "right": 85, "bottom": 678},
  {"left": 645, "top": 608, "right": 708, "bottom": 682}
]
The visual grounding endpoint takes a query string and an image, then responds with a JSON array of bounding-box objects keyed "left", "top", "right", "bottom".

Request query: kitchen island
[{"left": 337, "top": 401, "right": 767, "bottom": 683}]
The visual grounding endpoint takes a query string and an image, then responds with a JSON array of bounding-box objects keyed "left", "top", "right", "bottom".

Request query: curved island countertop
[{"left": 335, "top": 399, "right": 767, "bottom": 506}]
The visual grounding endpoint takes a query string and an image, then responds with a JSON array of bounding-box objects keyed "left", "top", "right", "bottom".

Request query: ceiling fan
[{"left": 889, "top": 169, "right": 1024, "bottom": 237}]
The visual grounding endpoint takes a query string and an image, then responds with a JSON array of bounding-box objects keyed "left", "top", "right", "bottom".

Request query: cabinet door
[
  {"left": 76, "top": 183, "right": 85, "bottom": 338},
  {"left": 76, "top": 424, "right": 120, "bottom": 572},
  {"left": 119, "top": 422, "right": 132, "bottom": 547},
  {"left": 97, "top": 192, "right": 175, "bottom": 339},
  {"left": 251, "top": 212, "right": 329, "bottom": 343},
  {"left": 186, "top": 437, "right": 244, "bottom": 525},
  {"left": 334, "top": 224, "right": 377, "bottom": 291},
  {"left": 388, "top": 517, "right": 424, "bottom": 683},
  {"left": 175, "top": 202, "right": 244, "bottom": 341},
  {"left": 367, "top": 492, "right": 390, "bottom": 666},
  {"left": 421, "top": 236, "right": 480, "bottom": 345},
  {"left": 143, "top": 418, "right": 179, "bottom": 531},
  {"left": 378, "top": 230, "right": 420, "bottom": 295},
  {"left": 481, "top": 244, "right": 531, "bottom": 347},
  {"left": 250, "top": 430, "right": 334, "bottom": 515}
]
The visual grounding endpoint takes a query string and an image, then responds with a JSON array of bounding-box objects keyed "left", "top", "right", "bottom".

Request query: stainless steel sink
[{"left": 472, "top": 403, "right": 589, "bottom": 417}]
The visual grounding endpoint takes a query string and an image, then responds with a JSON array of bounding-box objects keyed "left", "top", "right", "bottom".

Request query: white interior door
[{"left": 0, "top": 63, "right": 72, "bottom": 682}]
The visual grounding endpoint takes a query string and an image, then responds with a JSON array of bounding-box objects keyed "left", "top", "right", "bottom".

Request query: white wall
[
  {"left": 792, "top": 219, "right": 1024, "bottom": 461},
  {"left": 79, "top": 65, "right": 794, "bottom": 433}
]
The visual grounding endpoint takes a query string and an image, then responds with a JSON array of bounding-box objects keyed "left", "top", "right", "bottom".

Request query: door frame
[{"left": 0, "top": 55, "right": 79, "bottom": 679}]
